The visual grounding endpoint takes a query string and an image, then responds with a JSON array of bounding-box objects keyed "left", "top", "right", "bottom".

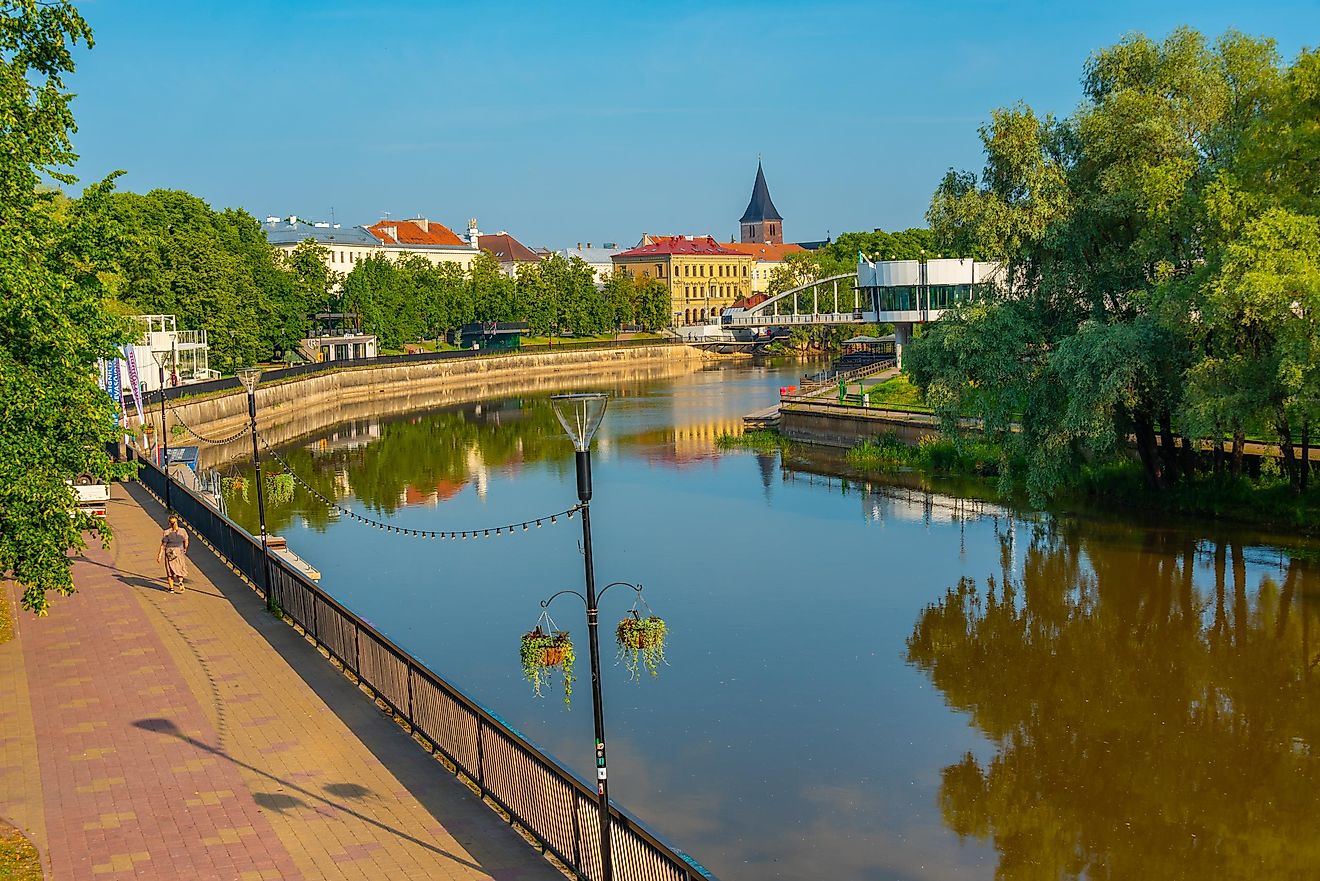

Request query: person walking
[{"left": 157, "top": 514, "right": 190, "bottom": 593}]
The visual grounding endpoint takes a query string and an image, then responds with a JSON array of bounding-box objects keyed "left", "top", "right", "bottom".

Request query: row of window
[
  {"left": 678, "top": 284, "right": 742, "bottom": 299},
  {"left": 625, "top": 262, "right": 750, "bottom": 280},
  {"left": 871, "top": 284, "right": 986, "bottom": 312}
]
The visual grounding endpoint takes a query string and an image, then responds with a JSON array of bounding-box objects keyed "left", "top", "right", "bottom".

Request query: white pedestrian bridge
[{"left": 721, "top": 256, "right": 1002, "bottom": 363}]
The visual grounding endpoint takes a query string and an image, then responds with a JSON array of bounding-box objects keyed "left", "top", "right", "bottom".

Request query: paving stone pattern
[{"left": 0, "top": 483, "right": 564, "bottom": 881}]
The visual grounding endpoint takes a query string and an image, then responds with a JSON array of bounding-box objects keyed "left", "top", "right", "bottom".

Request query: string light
[{"left": 247, "top": 431, "right": 582, "bottom": 541}]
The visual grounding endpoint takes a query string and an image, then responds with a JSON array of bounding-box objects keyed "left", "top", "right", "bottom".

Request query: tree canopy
[
  {"left": 906, "top": 29, "right": 1320, "bottom": 501},
  {"left": 0, "top": 1, "right": 132, "bottom": 614}
]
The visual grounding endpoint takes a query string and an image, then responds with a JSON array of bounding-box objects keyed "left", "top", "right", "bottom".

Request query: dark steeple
[
  {"left": 740, "top": 161, "right": 783, "bottom": 223},
  {"left": 739, "top": 161, "right": 784, "bottom": 245}
]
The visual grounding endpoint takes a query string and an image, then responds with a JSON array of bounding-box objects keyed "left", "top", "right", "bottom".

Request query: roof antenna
[{"left": 330, "top": 206, "right": 336, "bottom": 226}]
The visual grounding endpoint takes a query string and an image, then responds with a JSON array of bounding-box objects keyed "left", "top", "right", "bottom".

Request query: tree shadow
[
  {"left": 323, "top": 783, "right": 372, "bottom": 801},
  {"left": 131, "top": 717, "right": 482, "bottom": 871},
  {"left": 252, "top": 792, "right": 306, "bottom": 813}
]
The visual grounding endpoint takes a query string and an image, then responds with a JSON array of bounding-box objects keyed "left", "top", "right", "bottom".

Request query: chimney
[
  {"left": 577, "top": 242, "right": 582, "bottom": 250},
  {"left": 587, "top": 242, "right": 592, "bottom": 248},
  {"left": 413, "top": 217, "right": 429, "bottom": 233},
  {"left": 467, "top": 218, "right": 480, "bottom": 248}
]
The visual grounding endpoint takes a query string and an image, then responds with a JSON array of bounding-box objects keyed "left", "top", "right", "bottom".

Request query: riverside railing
[
  {"left": 132, "top": 451, "right": 715, "bottom": 881},
  {"left": 147, "top": 337, "right": 685, "bottom": 404}
]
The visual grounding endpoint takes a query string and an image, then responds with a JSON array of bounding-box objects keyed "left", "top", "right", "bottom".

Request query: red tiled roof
[
  {"left": 719, "top": 241, "right": 806, "bottom": 261},
  {"left": 615, "top": 236, "right": 743, "bottom": 258},
  {"left": 367, "top": 218, "right": 465, "bottom": 247},
  {"left": 476, "top": 233, "right": 540, "bottom": 264}
]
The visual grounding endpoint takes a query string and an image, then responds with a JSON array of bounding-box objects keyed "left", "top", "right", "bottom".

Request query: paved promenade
[{"left": 0, "top": 482, "right": 563, "bottom": 881}]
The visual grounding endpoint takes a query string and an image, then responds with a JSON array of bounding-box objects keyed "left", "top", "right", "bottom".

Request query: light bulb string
[
  {"left": 160, "top": 403, "right": 252, "bottom": 446},
  {"left": 253, "top": 431, "right": 582, "bottom": 540}
]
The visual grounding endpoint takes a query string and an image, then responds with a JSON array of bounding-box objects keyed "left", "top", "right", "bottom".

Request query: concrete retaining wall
[
  {"left": 156, "top": 345, "right": 707, "bottom": 466},
  {"left": 779, "top": 402, "right": 941, "bottom": 448}
]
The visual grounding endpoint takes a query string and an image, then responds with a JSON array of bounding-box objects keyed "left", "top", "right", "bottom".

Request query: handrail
[
  {"left": 146, "top": 337, "right": 685, "bottom": 404},
  {"left": 131, "top": 451, "right": 716, "bottom": 881}
]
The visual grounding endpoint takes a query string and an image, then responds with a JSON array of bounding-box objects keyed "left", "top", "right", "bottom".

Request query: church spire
[{"left": 740, "top": 161, "right": 783, "bottom": 244}]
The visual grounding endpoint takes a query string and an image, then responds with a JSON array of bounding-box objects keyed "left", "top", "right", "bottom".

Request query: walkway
[{"left": 0, "top": 482, "right": 564, "bottom": 881}]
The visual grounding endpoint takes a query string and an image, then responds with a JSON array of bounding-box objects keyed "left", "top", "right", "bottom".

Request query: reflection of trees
[
  {"left": 907, "top": 522, "right": 1320, "bottom": 880},
  {"left": 222, "top": 399, "right": 570, "bottom": 534}
]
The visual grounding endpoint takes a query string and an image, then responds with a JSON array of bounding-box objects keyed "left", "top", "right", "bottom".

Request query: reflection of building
[
  {"left": 612, "top": 236, "right": 753, "bottom": 327},
  {"left": 310, "top": 420, "right": 380, "bottom": 453},
  {"left": 400, "top": 480, "right": 466, "bottom": 507},
  {"left": 630, "top": 415, "right": 748, "bottom": 468}
]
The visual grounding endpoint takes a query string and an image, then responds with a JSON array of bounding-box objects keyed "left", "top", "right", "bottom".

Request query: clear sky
[{"left": 65, "top": 1, "right": 1319, "bottom": 250}]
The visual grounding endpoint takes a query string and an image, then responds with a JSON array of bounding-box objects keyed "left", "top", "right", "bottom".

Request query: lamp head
[
  {"left": 151, "top": 349, "right": 172, "bottom": 370},
  {"left": 237, "top": 367, "right": 262, "bottom": 394},
  {"left": 550, "top": 393, "right": 608, "bottom": 452}
]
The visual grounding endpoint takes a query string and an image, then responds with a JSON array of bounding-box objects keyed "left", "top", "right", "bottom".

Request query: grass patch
[
  {"left": 862, "top": 374, "right": 927, "bottom": 410},
  {"left": 0, "top": 823, "right": 41, "bottom": 881},
  {"left": 716, "top": 430, "right": 793, "bottom": 452},
  {"left": 0, "top": 587, "right": 12, "bottom": 645},
  {"left": 848, "top": 432, "right": 1003, "bottom": 478}
]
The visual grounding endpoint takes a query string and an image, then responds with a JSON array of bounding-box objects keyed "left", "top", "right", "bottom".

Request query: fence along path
[{"left": 132, "top": 451, "right": 716, "bottom": 881}]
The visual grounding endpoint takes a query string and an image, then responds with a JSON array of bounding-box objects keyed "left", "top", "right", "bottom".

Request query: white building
[
  {"left": 123, "top": 315, "right": 219, "bottom": 394},
  {"left": 856, "top": 256, "right": 1003, "bottom": 363},
  {"left": 553, "top": 243, "right": 626, "bottom": 285}
]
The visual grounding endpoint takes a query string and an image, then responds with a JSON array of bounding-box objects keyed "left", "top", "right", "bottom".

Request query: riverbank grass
[
  {"left": 848, "top": 432, "right": 1002, "bottom": 477},
  {"left": 715, "top": 430, "right": 794, "bottom": 452},
  {"left": 861, "top": 374, "right": 930, "bottom": 411},
  {"left": 0, "top": 823, "right": 41, "bottom": 881}
]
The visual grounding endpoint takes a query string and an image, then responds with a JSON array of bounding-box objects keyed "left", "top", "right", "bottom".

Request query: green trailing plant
[
  {"left": 616, "top": 613, "right": 668, "bottom": 679},
  {"left": 170, "top": 423, "right": 187, "bottom": 437},
  {"left": 520, "top": 626, "right": 575, "bottom": 705},
  {"left": 220, "top": 475, "right": 249, "bottom": 502},
  {"left": 265, "top": 472, "right": 295, "bottom": 506}
]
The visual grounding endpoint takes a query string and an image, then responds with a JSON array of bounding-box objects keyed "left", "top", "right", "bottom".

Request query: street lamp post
[
  {"left": 152, "top": 351, "right": 173, "bottom": 512},
  {"left": 238, "top": 368, "right": 274, "bottom": 612},
  {"left": 549, "top": 392, "right": 613, "bottom": 880}
]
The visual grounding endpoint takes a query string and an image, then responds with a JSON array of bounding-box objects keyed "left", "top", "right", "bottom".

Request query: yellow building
[{"left": 611, "top": 235, "right": 754, "bottom": 326}]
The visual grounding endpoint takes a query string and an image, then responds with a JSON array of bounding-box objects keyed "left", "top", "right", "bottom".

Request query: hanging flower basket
[
  {"left": 264, "top": 471, "right": 295, "bottom": 506},
  {"left": 520, "top": 625, "right": 575, "bottom": 705},
  {"left": 221, "top": 475, "right": 249, "bottom": 502},
  {"left": 616, "top": 613, "right": 667, "bottom": 680}
]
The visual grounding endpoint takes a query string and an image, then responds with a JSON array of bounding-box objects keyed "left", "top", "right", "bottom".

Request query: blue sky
[{"left": 66, "top": 1, "right": 1319, "bottom": 249}]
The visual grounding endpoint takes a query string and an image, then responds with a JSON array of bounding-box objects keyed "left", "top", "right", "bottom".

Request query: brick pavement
[{"left": 0, "top": 482, "right": 565, "bottom": 881}]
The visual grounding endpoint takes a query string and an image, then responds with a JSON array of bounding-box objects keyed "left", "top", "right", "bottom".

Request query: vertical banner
[
  {"left": 104, "top": 357, "right": 122, "bottom": 425},
  {"left": 125, "top": 346, "right": 146, "bottom": 434}
]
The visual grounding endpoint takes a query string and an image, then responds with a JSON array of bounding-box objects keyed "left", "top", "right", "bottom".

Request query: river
[{"left": 217, "top": 359, "right": 1320, "bottom": 881}]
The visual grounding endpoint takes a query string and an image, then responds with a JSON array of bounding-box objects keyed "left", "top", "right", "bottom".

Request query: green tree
[
  {"left": 909, "top": 29, "right": 1296, "bottom": 501},
  {"left": 0, "top": 0, "right": 132, "bottom": 614}
]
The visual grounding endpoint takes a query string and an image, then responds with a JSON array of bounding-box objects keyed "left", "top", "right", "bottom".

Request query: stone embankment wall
[
  {"left": 164, "top": 345, "right": 708, "bottom": 466},
  {"left": 779, "top": 402, "right": 943, "bottom": 448}
]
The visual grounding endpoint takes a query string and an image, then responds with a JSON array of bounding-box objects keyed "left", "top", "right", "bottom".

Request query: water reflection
[
  {"left": 908, "top": 521, "right": 1320, "bottom": 881},
  {"left": 207, "top": 361, "right": 1320, "bottom": 881}
]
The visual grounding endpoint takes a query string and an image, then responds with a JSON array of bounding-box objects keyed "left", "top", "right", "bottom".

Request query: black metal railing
[
  {"left": 132, "top": 452, "right": 714, "bottom": 881},
  {"left": 147, "top": 337, "right": 684, "bottom": 404}
]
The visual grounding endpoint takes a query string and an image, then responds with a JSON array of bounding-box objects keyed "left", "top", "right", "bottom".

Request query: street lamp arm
[
  {"left": 597, "top": 581, "right": 643, "bottom": 604},
  {"left": 540, "top": 589, "right": 587, "bottom": 609}
]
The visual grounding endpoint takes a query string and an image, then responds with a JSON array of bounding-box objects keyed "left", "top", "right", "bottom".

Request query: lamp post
[
  {"left": 238, "top": 368, "right": 274, "bottom": 612},
  {"left": 152, "top": 350, "right": 173, "bottom": 512},
  {"left": 549, "top": 392, "right": 613, "bottom": 880}
]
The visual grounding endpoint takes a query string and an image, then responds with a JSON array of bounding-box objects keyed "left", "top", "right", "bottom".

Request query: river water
[{"left": 219, "top": 360, "right": 1320, "bottom": 881}]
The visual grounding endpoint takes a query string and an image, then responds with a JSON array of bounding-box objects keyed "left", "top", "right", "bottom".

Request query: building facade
[
  {"left": 553, "top": 243, "right": 625, "bottom": 285},
  {"left": 718, "top": 240, "right": 806, "bottom": 295},
  {"left": 263, "top": 215, "right": 478, "bottom": 276},
  {"left": 740, "top": 161, "right": 783, "bottom": 245},
  {"left": 612, "top": 235, "right": 753, "bottom": 326}
]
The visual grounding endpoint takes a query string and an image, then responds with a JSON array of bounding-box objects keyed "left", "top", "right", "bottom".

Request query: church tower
[{"left": 739, "top": 161, "right": 783, "bottom": 244}]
